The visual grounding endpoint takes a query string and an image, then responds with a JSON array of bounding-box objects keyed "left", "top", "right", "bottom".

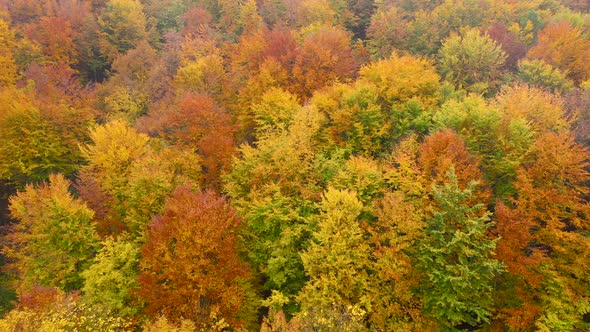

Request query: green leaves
[
  {"left": 417, "top": 170, "right": 502, "bottom": 329},
  {"left": 438, "top": 29, "right": 507, "bottom": 94},
  {"left": 6, "top": 174, "right": 99, "bottom": 291}
]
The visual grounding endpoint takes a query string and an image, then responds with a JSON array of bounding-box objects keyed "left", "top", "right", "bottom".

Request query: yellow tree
[{"left": 0, "top": 19, "right": 17, "bottom": 86}]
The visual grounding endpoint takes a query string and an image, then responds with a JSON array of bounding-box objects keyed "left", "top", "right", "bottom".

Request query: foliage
[
  {"left": 298, "top": 188, "right": 370, "bottom": 312},
  {"left": 81, "top": 236, "right": 140, "bottom": 317},
  {"left": 438, "top": 28, "right": 507, "bottom": 94},
  {"left": 79, "top": 119, "right": 201, "bottom": 236},
  {"left": 0, "top": 293, "right": 132, "bottom": 331},
  {"left": 138, "top": 186, "right": 250, "bottom": 329},
  {"left": 0, "top": 19, "right": 18, "bottom": 86},
  {"left": 99, "top": 0, "right": 149, "bottom": 61},
  {"left": 292, "top": 27, "right": 357, "bottom": 98},
  {"left": 0, "top": 88, "right": 78, "bottom": 188},
  {"left": 1, "top": 1, "right": 590, "bottom": 330},
  {"left": 417, "top": 171, "right": 502, "bottom": 329},
  {"left": 5, "top": 174, "right": 99, "bottom": 291},
  {"left": 517, "top": 59, "right": 574, "bottom": 93},
  {"left": 527, "top": 21, "right": 590, "bottom": 84},
  {"left": 139, "top": 94, "right": 234, "bottom": 189}
]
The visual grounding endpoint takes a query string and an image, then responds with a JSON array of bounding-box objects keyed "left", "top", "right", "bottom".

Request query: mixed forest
[{"left": 0, "top": 0, "right": 590, "bottom": 330}]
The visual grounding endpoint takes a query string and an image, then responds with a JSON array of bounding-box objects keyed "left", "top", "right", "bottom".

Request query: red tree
[{"left": 138, "top": 186, "right": 248, "bottom": 327}]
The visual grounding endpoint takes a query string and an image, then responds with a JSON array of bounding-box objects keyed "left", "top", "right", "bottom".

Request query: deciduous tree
[
  {"left": 438, "top": 28, "right": 507, "bottom": 94},
  {"left": 5, "top": 174, "right": 99, "bottom": 291},
  {"left": 527, "top": 22, "right": 590, "bottom": 84},
  {"left": 138, "top": 186, "right": 249, "bottom": 328}
]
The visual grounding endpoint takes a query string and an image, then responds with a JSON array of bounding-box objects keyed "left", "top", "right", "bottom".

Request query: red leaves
[
  {"left": 139, "top": 94, "right": 236, "bottom": 189},
  {"left": 138, "top": 186, "right": 248, "bottom": 327},
  {"left": 292, "top": 28, "right": 358, "bottom": 98}
]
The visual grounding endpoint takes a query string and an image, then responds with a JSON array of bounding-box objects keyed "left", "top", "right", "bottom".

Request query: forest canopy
[{"left": 0, "top": 0, "right": 589, "bottom": 331}]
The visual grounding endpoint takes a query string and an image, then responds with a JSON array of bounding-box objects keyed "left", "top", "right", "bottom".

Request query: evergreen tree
[{"left": 417, "top": 170, "right": 502, "bottom": 330}]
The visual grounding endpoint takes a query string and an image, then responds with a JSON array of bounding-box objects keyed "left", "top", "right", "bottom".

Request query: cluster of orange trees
[{"left": 0, "top": 0, "right": 589, "bottom": 330}]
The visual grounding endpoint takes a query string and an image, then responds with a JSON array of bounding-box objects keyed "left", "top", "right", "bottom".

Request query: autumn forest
[{"left": 0, "top": 0, "right": 589, "bottom": 331}]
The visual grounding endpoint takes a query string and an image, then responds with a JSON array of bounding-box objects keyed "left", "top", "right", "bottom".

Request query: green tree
[
  {"left": 99, "top": 0, "right": 149, "bottom": 61},
  {"left": 417, "top": 170, "right": 502, "bottom": 330},
  {"left": 5, "top": 174, "right": 99, "bottom": 291},
  {"left": 224, "top": 107, "right": 327, "bottom": 314},
  {"left": 81, "top": 236, "right": 140, "bottom": 317},
  {"left": 438, "top": 28, "right": 507, "bottom": 94},
  {"left": 516, "top": 59, "right": 573, "bottom": 93}
]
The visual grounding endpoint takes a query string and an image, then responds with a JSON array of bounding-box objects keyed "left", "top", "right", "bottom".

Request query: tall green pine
[{"left": 418, "top": 170, "right": 502, "bottom": 330}]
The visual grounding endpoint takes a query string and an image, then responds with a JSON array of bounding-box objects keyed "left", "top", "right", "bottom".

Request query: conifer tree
[{"left": 417, "top": 170, "right": 502, "bottom": 330}]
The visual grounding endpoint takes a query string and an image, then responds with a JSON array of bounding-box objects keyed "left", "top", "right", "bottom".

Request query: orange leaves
[
  {"left": 25, "top": 16, "right": 78, "bottom": 66},
  {"left": 419, "top": 130, "right": 484, "bottom": 192},
  {"left": 292, "top": 27, "right": 357, "bottom": 98},
  {"left": 527, "top": 22, "right": 590, "bottom": 83},
  {"left": 138, "top": 186, "right": 248, "bottom": 328},
  {"left": 140, "top": 94, "right": 236, "bottom": 189}
]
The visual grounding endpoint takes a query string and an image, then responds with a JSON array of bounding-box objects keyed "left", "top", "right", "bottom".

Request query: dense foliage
[{"left": 0, "top": 0, "right": 589, "bottom": 331}]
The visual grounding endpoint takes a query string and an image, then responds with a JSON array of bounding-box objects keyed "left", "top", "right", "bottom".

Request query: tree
[
  {"left": 527, "top": 22, "right": 590, "bottom": 84},
  {"left": 25, "top": 16, "right": 78, "bottom": 66},
  {"left": 224, "top": 106, "right": 326, "bottom": 313},
  {"left": 499, "top": 132, "right": 590, "bottom": 330},
  {"left": 81, "top": 236, "right": 140, "bottom": 317},
  {"left": 297, "top": 188, "right": 370, "bottom": 325},
  {"left": 484, "top": 22, "right": 526, "bottom": 70},
  {"left": 291, "top": 27, "right": 357, "bottom": 98},
  {"left": 366, "top": 6, "right": 408, "bottom": 59},
  {"left": 0, "top": 19, "right": 18, "bottom": 86},
  {"left": 494, "top": 203, "right": 545, "bottom": 330},
  {"left": 438, "top": 28, "right": 507, "bottom": 94},
  {"left": 311, "top": 82, "right": 391, "bottom": 156},
  {"left": 251, "top": 87, "right": 300, "bottom": 136},
  {"left": 417, "top": 171, "right": 502, "bottom": 330},
  {"left": 0, "top": 88, "right": 77, "bottom": 188},
  {"left": 516, "top": 59, "right": 573, "bottom": 93},
  {"left": 5, "top": 174, "right": 99, "bottom": 291},
  {"left": 79, "top": 120, "right": 201, "bottom": 237},
  {"left": 99, "top": 0, "right": 149, "bottom": 61},
  {"left": 97, "top": 41, "right": 169, "bottom": 121},
  {"left": 494, "top": 84, "right": 569, "bottom": 134},
  {"left": 358, "top": 52, "right": 441, "bottom": 109},
  {"left": 138, "top": 186, "right": 249, "bottom": 329},
  {"left": 433, "top": 95, "right": 535, "bottom": 198},
  {"left": 138, "top": 94, "right": 235, "bottom": 189},
  {"left": 174, "top": 55, "right": 226, "bottom": 99},
  {"left": 419, "top": 130, "right": 485, "bottom": 193}
]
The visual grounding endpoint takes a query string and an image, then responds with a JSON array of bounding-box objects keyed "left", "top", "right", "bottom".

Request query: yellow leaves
[
  {"left": 0, "top": 19, "right": 17, "bottom": 87},
  {"left": 320, "top": 187, "right": 363, "bottom": 221},
  {"left": 80, "top": 119, "right": 150, "bottom": 180},
  {"left": 174, "top": 55, "right": 225, "bottom": 96},
  {"left": 143, "top": 315, "right": 197, "bottom": 332},
  {"left": 252, "top": 87, "right": 300, "bottom": 135},
  {"left": 359, "top": 52, "right": 440, "bottom": 108},
  {"left": 495, "top": 84, "right": 569, "bottom": 134}
]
